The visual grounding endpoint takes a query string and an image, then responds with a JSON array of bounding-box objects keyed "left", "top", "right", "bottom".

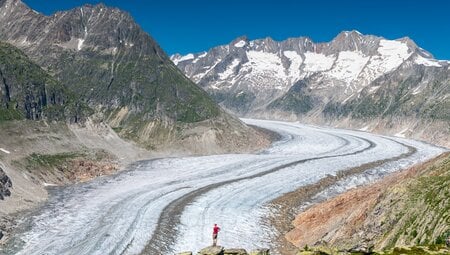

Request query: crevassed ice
[
  {"left": 358, "top": 40, "right": 411, "bottom": 84},
  {"left": 327, "top": 51, "right": 369, "bottom": 83},
  {"left": 303, "top": 52, "right": 335, "bottom": 72},
  {"left": 414, "top": 55, "right": 442, "bottom": 67},
  {"left": 241, "top": 51, "right": 289, "bottom": 90},
  {"left": 283, "top": 51, "right": 303, "bottom": 83},
  {"left": 244, "top": 51, "right": 286, "bottom": 78},
  {"left": 376, "top": 39, "right": 411, "bottom": 71}
]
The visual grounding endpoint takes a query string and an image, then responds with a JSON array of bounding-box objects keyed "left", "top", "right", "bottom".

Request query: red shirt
[{"left": 213, "top": 226, "right": 220, "bottom": 234}]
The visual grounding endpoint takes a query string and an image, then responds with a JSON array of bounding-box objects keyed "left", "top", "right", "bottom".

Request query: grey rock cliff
[
  {"left": 0, "top": 41, "right": 86, "bottom": 122},
  {"left": 0, "top": 166, "right": 12, "bottom": 200},
  {"left": 0, "top": 0, "right": 219, "bottom": 123},
  {"left": 0, "top": 0, "right": 267, "bottom": 151}
]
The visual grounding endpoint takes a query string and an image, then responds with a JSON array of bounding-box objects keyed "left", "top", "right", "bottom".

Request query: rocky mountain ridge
[
  {"left": 0, "top": 165, "right": 12, "bottom": 200},
  {"left": 172, "top": 31, "right": 450, "bottom": 147},
  {"left": 0, "top": 0, "right": 268, "bottom": 151}
]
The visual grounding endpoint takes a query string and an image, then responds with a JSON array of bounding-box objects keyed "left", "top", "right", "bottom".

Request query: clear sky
[{"left": 23, "top": 0, "right": 450, "bottom": 60}]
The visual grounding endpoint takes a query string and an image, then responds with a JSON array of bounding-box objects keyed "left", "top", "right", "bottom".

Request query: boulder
[
  {"left": 296, "top": 252, "right": 316, "bottom": 255},
  {"left": 0, "top": 167, "right": 12, "bottom": 200},
  {"left": 249, "top": 249, "right": 269, "bottom": 255},
  {"left": 348, "top": 243, "right": 374, "bottom": 254},
  {"left": 197, "top": 246, "right": 225, "bottom": 255},
  {"left": 224, "top": 248, "right": 248, "bottom": 254}
]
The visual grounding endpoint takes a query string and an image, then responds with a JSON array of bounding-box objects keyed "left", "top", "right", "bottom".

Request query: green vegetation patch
[{"left": 24, "top": 152, "right": 84, "bottom": 169}]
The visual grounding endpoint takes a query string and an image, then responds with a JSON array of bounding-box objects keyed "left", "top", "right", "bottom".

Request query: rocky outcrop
[
  {"left": 197, "top": 246, "right": 225, "bottom": 255},
  {"left": 177, "top": 246, "right": 269, "bottom": 255},
  {"left": 297, "top": 245, "right": 450, "bottom": 255},
  {"left": 248, "top": 249, "right": 270, "bottom": 255},
  {"left": 286, "top": 152, "right": 450, "bottom": 251},
  {"left": 224, "top": 248, "right": 248, "bottom": 255},
  {"left": 0, "top": 165, "right": 12, "bottom": 200},
  {"left": 0, "top": 41, "right": 86, "bottom": 122}
]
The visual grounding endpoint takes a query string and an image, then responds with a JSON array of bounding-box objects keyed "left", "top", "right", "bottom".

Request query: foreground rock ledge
[{"left": 177, "top": 246, "right": 270, "bottom": 255}]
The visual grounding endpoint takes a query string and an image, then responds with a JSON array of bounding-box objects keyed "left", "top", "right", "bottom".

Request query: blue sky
[{"left": 23, "top": 0, "right": 450, "bottom": 59}]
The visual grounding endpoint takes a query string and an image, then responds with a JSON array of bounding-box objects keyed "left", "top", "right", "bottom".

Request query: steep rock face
[
  {"left": 172, "top": 31, "right": 450, "bottom": 146},
  {"left": 0, "top": 0, "right": 266, "bottom": 151},
  {"left": 0, "top": 165, "right": 12, "bottom": 200},
  {"left": 0, "top": 41, "right": 86, "bottom": 122},
  {"left": 0, "top": 0, "right": 219, "bottom": 122},
  {"left": 286, "top": 152, "right": 450, "bottom": 251}
]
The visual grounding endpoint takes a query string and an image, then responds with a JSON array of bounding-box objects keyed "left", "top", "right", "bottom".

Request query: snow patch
[
  {"left": 358, "top": 40, "right": 412, "bottom": 84},
  {"left": 376, "top": 40, "right": 411, "bottom": 71},
  {"left": 395, "top": 128, "right": 409, "bottom": 138},
  {"left": 234, "top": 40, "right": 246, "bottom": 48},
  {"left": 328, "top": 51, "right": 369, "bottom": 83},
  {"left": 192, "top": 59, "right": 222, "bottom": 82},
  {"left": 245, "top": 51, "right": 284, "bottom": 75},
  {"left": 242, "top": 51, "right": 289, "bottom": 90},
  {"left": 412, "top": 85, "right": 424, "bottom": 95},
  {"left": 172, "top": 53, "right": 194, "bottom": 65},
  {"left": 368, "top": 86, "right": 380, "bottom": 93},
  {"left": 0, "top": 148, "right": 10, "bottom": 154},
  {"left": 77, "top": 39, "right": 85, "bottom": 51},
  {"left": 359, "top": 125, "right": 370, "bottom": 131},
  {"left": 303, "top": 52, "right": 335, "bottom": 72},
  {"left": 342, "top": 94, "right": 354, "bottom": 104},
  {"left": 283, "top": 51, "right": 303, "bottom": 83},
  {"left": 192, "top": 52, "right": 207, "bottom": 64},
  {"left": 219, "top": 59, "right": 240, "bottom": 80},
  {"left": 414, "top": 55, "right": 442, "bottom": 67},
  {"left": 43, "top": 183, "right": 58, "bottom": 187}
]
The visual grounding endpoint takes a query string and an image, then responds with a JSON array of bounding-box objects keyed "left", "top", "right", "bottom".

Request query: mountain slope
[
  {"left": 0, "top": 41, "right": 88, "bottom": 122},
  {"left": 0, "top": 0, "right": 267, "bottom": 151},
  {"left": 287, "top": 152, "right": 450, "bottom": 252},
  {"left": 172, "top": 31, "right": 450, "bottom": 146}
]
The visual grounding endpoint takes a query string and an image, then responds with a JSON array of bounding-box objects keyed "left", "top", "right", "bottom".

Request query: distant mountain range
[
  {"left": 172, "top": 31, "right": 450, "bottom": 146},
  {"left": 0, "top": 0, "right": 265, "bottom": 152}
]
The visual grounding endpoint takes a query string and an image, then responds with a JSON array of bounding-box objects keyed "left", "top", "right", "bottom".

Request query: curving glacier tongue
[{"left": 5, "top": 119, "right": 445, "bottom": 255}]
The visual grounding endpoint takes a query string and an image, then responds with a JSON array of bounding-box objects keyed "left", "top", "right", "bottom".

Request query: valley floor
[
  {"left": 0, "top": 119, "right": 446, "bottom": 255},
  {"left": 0, "top": 118, "right": 270, "bottom": 246}
]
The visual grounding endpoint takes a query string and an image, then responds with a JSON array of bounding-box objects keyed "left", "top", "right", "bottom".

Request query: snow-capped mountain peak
[{"left": 171, "top": 32, "right": 449, "bottom": 116}]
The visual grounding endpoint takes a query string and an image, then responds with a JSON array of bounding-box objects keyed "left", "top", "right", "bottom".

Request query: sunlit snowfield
[{"left": 5, "top": 119, "right": 446, "bottom": 255}]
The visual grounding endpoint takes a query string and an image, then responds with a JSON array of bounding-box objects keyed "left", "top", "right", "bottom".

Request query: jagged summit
[
  {"left": 230, "top": 35, "right": 249, "bottom": 47},
  {"left": 172, "top": 31, "right": 449, "bottom": 146},
  {"left": 0, "top": 0, "right": 269, "bottom": 152},
  {"left": 171, "top": 31, "right": 440, "bottom": 106}
]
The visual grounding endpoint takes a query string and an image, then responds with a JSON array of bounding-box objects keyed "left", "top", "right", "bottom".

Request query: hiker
[{"left": 212, "top": 223, "right": 221, "bottom": 246}]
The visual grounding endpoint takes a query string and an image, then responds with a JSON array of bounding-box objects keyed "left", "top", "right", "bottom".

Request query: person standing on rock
[{"left": 212, "top": 223, "right": 221, "bottom": 246}]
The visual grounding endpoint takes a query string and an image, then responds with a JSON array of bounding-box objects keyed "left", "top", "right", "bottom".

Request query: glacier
[{"left": 4, "top": 119, "right": 445, "bottom": 255}]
